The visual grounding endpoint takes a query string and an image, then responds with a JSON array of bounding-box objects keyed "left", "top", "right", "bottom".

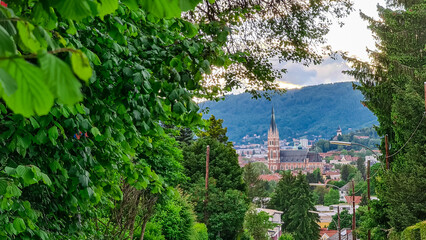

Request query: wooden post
[
  {"left": 367, "top": 160, "right": 371, "bottom": 240},
  {"left": 204, "top": 145, "right": 210, "bottom": 224},
  {"left": 338, "top": 206, "right": 341, "bottom": 240},
  {"left": 352, "top": 180, "right": 356, "bottom": 240},
  {"left": 385, "top": 134, "right": 390, "bottom": 170}
]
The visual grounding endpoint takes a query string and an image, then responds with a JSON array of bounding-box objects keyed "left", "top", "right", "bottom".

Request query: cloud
[{"left": 271, "top": 56, "right": 355, "bottom": 87}]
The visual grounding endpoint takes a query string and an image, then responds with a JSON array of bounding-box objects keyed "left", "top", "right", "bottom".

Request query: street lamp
[
  {"left": 330, "top": 140, "right": 379, "bottom": 240},
  {"left": 329, "top": 141, "right": 379, "bottom": 159}
]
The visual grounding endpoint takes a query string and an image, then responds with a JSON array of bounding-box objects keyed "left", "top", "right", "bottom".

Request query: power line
[{"left": 387, "top": 112, "right": 425, "bottom": 158}]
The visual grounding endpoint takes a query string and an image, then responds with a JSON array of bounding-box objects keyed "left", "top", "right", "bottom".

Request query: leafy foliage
[
  {"left": 244, "top": 205, "right": 277, "bottom": 240},
  {"left": 324, "top": 188, "right": 340, "bottom": 206}
]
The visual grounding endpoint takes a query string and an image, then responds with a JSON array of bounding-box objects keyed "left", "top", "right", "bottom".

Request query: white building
[{"left": 300, "top": 138, "right": 309, "bottom": 148}]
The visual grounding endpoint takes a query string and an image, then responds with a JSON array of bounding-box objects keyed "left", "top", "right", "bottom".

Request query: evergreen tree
[
  {"left": 269, "top": 172, "right": 319, "bottom": 240},
  {"left": 356, "top": 157, "right": 366, "bottom": 180},
  {"left": 199, "top": 115, "right": 229, "bottom": 144},
  {"left": 285, "top": 174, "right": 320, "bottom": 240},
  {"left": 182, "top": 137, "right": 245, "bottom": 192},
  {"left": 243, "top": 163, "right": 268, "bottom": 202},
  {"left": 341, "top": 165, "right": 351, "bottom": 182},
  {"left": 346, "top": 0, "right": 426, "bottom": 233}
]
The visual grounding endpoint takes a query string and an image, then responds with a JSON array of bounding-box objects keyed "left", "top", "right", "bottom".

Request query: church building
[{"left": 267, "top": 107, "right": 323, "bottom": 172}]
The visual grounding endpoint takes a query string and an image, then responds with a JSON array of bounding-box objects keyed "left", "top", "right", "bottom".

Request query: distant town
[{"left": 235, "top": 108, "right": 382, "bottom": 239}]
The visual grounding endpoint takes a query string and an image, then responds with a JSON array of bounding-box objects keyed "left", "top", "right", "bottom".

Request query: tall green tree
[
  {"left": 199, "top": 115, "right": 229, "bottom": 144},
  {"left": 356, "top": 157, "right": 366, "bottom": 180},
  {"left": 345, "top": 0, "right": 426, "bottom": 233},
  {"left": 269, "top": 172, "right": 319, "bottom": 240},
  {"left": 182, "top": 136, "right": 245, "bottom": 192},
  {"left": 243, "top": 162, "right": 268, "bottom": 203}
]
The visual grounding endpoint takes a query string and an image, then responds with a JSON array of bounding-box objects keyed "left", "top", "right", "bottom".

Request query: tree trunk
[{"left": 139, "top": 218, "right": 149, "bottom": 240}]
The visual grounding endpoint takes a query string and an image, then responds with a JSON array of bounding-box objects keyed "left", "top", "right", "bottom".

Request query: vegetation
[
  {"left": 345, "top": 0, "right": 426, "bottom": 236},
  {"left": 0, "top": 0, "right": 357, "bottom": 239},
  {"left": 244, "top": 206, "right": 277, "bottom": 240},
  {"left": 269, "top": 172, "right": 319, "bottom": 240},
  {"left": 324, "top": 188, "right": 339, "bottom": 206}
]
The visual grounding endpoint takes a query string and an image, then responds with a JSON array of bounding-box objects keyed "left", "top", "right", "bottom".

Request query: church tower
[{"left": 268, "top": 107, "right": 280, "bottom": 171}]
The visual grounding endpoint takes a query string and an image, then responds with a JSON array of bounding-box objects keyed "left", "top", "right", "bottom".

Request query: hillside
[{"left": 200, "top": 82, "right": 378, "bottom": 143}]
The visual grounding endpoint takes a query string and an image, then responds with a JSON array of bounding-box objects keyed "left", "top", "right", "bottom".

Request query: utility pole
[
  {"left": 367, "top": 160, "right": 371, "bottom": 240},
  {"left": 352, "top": 180, "right": 356, "bottom": 240},
  {"left": 385, "top": 135, "right": 390, "bottom": 170},
  {"left": 204, "top": 145, "right": 210, "bottom": 224},
  {"left": 338, "top": 206, "right": 341, "bottom": 240}
]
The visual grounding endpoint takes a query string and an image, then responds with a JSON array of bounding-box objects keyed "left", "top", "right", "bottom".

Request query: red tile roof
[
  {"left": 320, "top": 229, "right": 338, "bottom": 238},
  {"left": 325, "top": 171, "right": 340, "bottom": 176},
  {"left": 258, "top": 174, "right": 281, "bottom": 182},
  {"left": 345, "top": 196, "right": 362, "bottom": 205}
]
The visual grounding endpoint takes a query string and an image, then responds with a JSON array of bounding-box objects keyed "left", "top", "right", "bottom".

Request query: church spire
[{"left": 270, "top": 106, "right": 277, "bottom": 133}]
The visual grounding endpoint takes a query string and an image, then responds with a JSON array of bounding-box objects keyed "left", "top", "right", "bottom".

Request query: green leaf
[
  {"left": 0, "top": 68, "right": 17, "bottom": 96},
  {"left": 0, "top": 25, "right": 16, "bottom": 56},
  {"left": 31, "top": 3, "right": 58, "bottom": 30},
  {"left": 140, "top": 0, "right": 181, "bottom": 19},
  {"left": 39, "top": 53, "right": 83, "bottom": 105},
  {"left": 34, "top": 130, "right": 48, "bottom": 145},
  {"left": 122, "top": 0, "right": 139, "bottom": 10},
  {"left": 170, "top": 57, "right": 183, "bottom": 72},
  {"left": 41, "top": 173, "right": 52, "bottom": 186},
  {"left": 82, "top": 48, "right": 101, "bottom": 65},
  {"left": 182, "top": 21, "right": 198, "bottom": 38},
  {"left": 179, "top": 0, "right": 202, "bottom": 11},
  {"left": 13, "top": 218, "right": 26, "bottom": 234},
  {"left": 48, "top": 126, "right": 59, "bottom": 145},
  {"left": 90, "top": 127, "right": 101, "bottom": 136},
  {"left": 0, "top": 180, "right": 7, "bottom": 195},
  {"left": 66, "top": 19, "right": 77, "bottom": 35},
  {"left": 16, "top": 21, "right": 41, "bottom": 53},
  {"left": 29, "top": 117, "right": 40, "bottom": 128},
  {"left": 173, "top": 102, "right": 186, "bottom": 114},
  {"left": 54, "top": 0, "right": 97, "bottom": 21},
  {"left": 98, "top": 0, "right": 119, "bottom": 19},
  {"left": 0, "top": 59, "right": 54, "bottom": 117},
  {"left": 71, "top": 51, "right": 92, "bottom": 82}
]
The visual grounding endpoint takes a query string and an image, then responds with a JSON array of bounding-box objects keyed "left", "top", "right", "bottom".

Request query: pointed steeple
[{"left": 270, "top": 106, "right": 277, "bottom": 133}]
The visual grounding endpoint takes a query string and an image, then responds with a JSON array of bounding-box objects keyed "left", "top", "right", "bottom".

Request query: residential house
[
  {"left": 328, "top": 229, "right": 353, "bottom": 240},
  {"left": 320, "top": 229, "right": 338, "bottom": 240},
  {"left": 339, "top": 182, "right": 353, "bottom": 202}
]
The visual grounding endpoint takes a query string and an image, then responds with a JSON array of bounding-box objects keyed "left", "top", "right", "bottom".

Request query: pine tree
[
  {"left": 285, "top": 174, "right": 320, "bottom": 240},
  {"left": 269, "top": 172, "right": 319, "bottom": 240},
  {"left": 345, "top": 0, "right": 426, "bottom": 234}
]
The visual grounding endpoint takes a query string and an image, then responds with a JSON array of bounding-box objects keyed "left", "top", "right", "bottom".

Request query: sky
[{"left": 275, "top": 0, "right": 387, "bottom": 89}]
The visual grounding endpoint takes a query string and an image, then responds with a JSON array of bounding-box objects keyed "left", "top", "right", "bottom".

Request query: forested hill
[{"left": 200, "top": 82, "right": 378, "bottom": 143}]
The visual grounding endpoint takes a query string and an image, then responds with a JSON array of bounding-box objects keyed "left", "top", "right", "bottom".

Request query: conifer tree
[
  {"left": 345, "top": 0, "right": 426, "bottom": 234},
  {"left": 269, "top": 172, "right": 319, "bottom": 240}
]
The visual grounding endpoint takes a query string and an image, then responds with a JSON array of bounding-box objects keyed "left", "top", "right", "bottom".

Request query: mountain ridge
[{"left": 199, "top": 82, "right": 378, "bottom": 143}]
